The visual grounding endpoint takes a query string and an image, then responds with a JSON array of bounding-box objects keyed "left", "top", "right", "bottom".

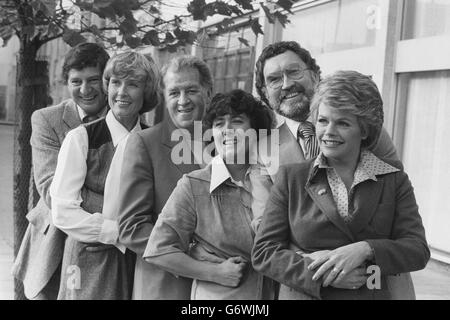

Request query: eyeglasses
[{"left": 265, "top": 68, "right": 311, "bottom": 89}]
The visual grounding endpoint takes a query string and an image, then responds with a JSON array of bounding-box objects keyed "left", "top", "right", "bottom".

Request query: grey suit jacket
[
  {"left": 11, "top": 99, "right": 82, "bottom": 299},
  {"left": 118, "top": 118, "right": 201, "bottom": 299}
]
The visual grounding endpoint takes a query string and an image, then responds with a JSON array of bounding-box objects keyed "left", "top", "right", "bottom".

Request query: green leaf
[
  {"left": 165, "top": 31, "right": 175, "bottom": 43},
  {"left": 142, "top": 30, "right": 160, "bottom": 46},
  {"left": 88, "top": 24, "right": 101, "bottom": 36},
  {"left": 238, "top": 37, "right": 249, "bottom": 47},
  {"left": 124, "top": 35, "right": 141, "bottom": 49},
  {"left": 119, "top": 18, "right": 138, "bottom": 35},
  {"left": 39, "top": 0, "right": 57, "bottom": 15},
  {"left": 260, "top": 3, "right": 275, "bottom": 24},
  {"left": 273, "top": 11, "right": 290, "bottom": 28},
  {"left": 235, "top": 0, "right": 253, "bottom": 11},
  {"left": 250, "top": 19, "right": 264, "bottom": 36},
  {"left": 187, "top": 0, "right": 207, "bottom": 21},
  {"left": 62, "top": 29, "right": 87, "bottom": 46},
  {"left": 174, "top": 28, "right": 196, "bottom": 44},
  {"left": 107, "top": 36, "right": 117, "bottom": 45},
  {"left": 276, "top": 0, "right": 294, "bottom": 14},
  {"left": 149, "top": 5, "right": 160, "bottom": 15},
  {"left": 45, "top": 22, "right": 61, "bottom": 37}
]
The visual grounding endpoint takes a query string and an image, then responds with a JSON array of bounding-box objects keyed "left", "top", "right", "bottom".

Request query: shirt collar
[
  {"left": 76, "top": 105, "right": 107, "bottom": 121},
  {"left": 105, "top": 110, "right": 142, "bottom": 147},
  {"left": 283, "top": 116, "right": 301, "bottom": 138},
  {"left": 209, "top": 156, "right": 253, "bottom": 193},
  {"left": 354, "top": 150, "right": 400, "bottom": 183},
  {"left": 313, "top": 150, "right": 400, "bottom": 181},
  {"left": 210, "top": 156, "right": 233, "bottom": 193}
]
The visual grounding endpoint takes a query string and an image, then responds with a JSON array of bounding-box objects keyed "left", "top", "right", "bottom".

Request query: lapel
[
  {"left": 306, "top": 168, "right": 355, "bottom": 242},
  {"left": 62, "top": 100, "right": 82, "bottom": 130},
  {"left": 347, "top": 177, "right": 385, "bottom": 236},
  {"left": 278, "top": 122, "right": 305, "bottom": 166},
  {"left": 161, "top": 118, "right": 200, "bottom": 175}
]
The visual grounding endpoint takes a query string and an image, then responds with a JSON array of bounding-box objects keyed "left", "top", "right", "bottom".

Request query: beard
[{"left": 269, "top": 83, "right": 313, "bottom": 122}]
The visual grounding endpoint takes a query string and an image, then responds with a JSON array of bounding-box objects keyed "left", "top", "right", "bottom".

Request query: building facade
[{"left": 195, "top": 0, "right": 450, "bottom": 265}]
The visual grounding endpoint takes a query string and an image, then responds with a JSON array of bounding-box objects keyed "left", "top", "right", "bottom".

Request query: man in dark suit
[
  {"left": 11, "top": 43, "right": 109, "bottom": 299},
  {"left": 117, "top": 55, "right": 213, "bottom": 299}
]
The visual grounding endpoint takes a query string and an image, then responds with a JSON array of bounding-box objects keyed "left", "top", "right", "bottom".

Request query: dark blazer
[
  {"left": 12, "top": 99, "right": 81, "bottom": 299},
  {"left": 118, "top": 118, "right": 201, "bottom": 299},
  {"left": 252, "top": 158, "right": 430, "bottom": 300}
]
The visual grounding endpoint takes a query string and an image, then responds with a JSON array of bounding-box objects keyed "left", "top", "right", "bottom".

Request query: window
[
  {"left": 282, "top": 0, "right": 380, "bottom": 55},
  {"left": 203, "top": 25, "right": 256, "bottom": 94},
  {"left": 397, "top": 71, "right": 450, "bottom": 255},
  {"left": 402, "top": 0, "right": 450, "bottom": 40}
]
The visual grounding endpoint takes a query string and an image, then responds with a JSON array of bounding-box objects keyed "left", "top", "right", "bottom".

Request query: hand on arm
[
  {"left": 189, "top": 242, "right": 225, "bottom": 264},
  {"left": 146, "top": 253, "right": 248, "bottom": 288},
  {"left": 307, "top": 241, "right": 373, "bottom": 287}
]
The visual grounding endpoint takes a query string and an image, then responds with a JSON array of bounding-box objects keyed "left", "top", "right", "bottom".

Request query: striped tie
[{"left": 298, "top": 121, "right": 320, "bottom": 160}]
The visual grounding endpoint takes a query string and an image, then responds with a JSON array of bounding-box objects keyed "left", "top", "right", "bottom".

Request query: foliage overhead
[{"left": 0, "top": 0, "right": 293, "bottom": 50}]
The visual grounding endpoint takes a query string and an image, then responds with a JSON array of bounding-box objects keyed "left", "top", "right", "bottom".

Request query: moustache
[{"left": 280, "top": 84, "right": 307, "bottom": 101}]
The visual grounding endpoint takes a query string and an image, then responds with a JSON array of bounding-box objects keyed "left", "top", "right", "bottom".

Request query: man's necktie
[
  {"left": 83, "top": 115, "right": 99, "bottom": 123},
  {"left": 297, "top": 121, "right": 320, "bottom": 160}
]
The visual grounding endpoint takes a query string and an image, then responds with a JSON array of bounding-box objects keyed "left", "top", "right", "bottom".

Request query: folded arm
[
  {"left": 251, "top": 167, "right": 323, "bottom": 299},
  {"left": 50, "top": 127, "right": 119, "bottom": 244}
]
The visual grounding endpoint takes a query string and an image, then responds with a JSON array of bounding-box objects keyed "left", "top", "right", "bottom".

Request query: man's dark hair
[
  {"left": 255, "top": 41, "right": 321, "bottom": 106},
  {"left": 203, "top": 89, "right": 275, "bottom": 136},
  {"left": 62, "top": 42, "right": 110, "bottom": 83}
]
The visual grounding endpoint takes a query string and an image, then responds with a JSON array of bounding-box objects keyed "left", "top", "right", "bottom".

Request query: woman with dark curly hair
[{"left": 143, "top": 89, "right": 276, "bottom": 299}]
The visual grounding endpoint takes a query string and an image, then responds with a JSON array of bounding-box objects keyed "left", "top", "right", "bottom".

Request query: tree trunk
[{"left": 13, "top": 40, "right": 50, "bottom": 300}]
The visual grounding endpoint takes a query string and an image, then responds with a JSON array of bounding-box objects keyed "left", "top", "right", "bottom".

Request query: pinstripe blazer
[{"left": 12, "top": 99, "right": 82, "bottom": 299}]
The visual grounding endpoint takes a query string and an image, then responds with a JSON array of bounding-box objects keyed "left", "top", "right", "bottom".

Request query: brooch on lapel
[{"left": 318, "top": 188, "right": 327, "bottom": 196}]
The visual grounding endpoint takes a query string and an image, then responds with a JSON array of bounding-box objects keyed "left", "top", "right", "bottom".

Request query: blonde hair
[
  {"left": 103, "top": 51, "right": 163, "bottom": 113},
  {"left": 310, "top": 70, "right": 384, "bottom": 150}
]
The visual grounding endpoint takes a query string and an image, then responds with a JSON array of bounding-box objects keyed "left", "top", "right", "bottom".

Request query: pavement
[
  {"left": 0, "top": 239, "right": 13, "bottom": 300},
  {"left": 1, "top": 123, "right": 449, "bottom": 300}
]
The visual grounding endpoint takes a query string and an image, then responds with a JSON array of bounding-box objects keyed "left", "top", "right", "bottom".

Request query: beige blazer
[{"left": 12, "top": 100, "right": 82, "bottom": 299}]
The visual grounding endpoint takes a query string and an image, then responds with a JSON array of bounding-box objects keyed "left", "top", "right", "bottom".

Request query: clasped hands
[{"left": 302, "top": 241, "right": 373, "bottom": 290}]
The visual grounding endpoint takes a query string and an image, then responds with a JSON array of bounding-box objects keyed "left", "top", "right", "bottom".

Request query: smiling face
[
  {"left": 316, "top": 103, "right": 367, "bottom": 167},
  {"left": 108, "top": 75, "right": 145, "bottom": 128},
  {"left": 67, "top": 66, "right": 106, "bottom": 115},
  {"left": 263, "top": 50, "right": 318, "bottom": 122},
  {"left": 164, "top": 67, "right": 209, "bottom": 131},
  {"left": 212, "top": 113, "right": 252, "bottom": 164}
]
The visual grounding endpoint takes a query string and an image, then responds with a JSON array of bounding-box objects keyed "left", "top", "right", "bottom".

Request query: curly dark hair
[
  {"left": 203, "top": 89, "right": 275, "bottom": 137},
  {"left": 62, "top": 42, "right": 110, "bottom": 83},
  {"left": 255, "top": 41, "right": 321, "bottom": 106}
]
